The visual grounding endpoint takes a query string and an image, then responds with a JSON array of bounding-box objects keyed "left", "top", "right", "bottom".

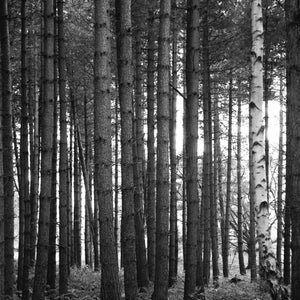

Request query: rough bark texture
[
  {"left": 58, "top": 0, "right": 69, "bottom": 292},
  {"left": 93, "top": 2, "right": 122, "bottom": 285},
  {"left": 286, "top": 0, "right": 300, "bottom": 298},
  {"left": 169, "top": 0, "right": 178, "bottom": 287},
  {"left": 146, "top": 0, "right": 156, "bottom": 282},
  {"left": 224, "top": 74, "right": 233, "bottom": 279},
  {"left": 0, "top": 0, "right": 15, "bottom": 297},
  {"left": 202, "top": 0, "right": 211, "bottom": 285},
  {"left": 115, "top": 0, "right": 138, "bottom": 298},
  {"left": 184, "top": 0, "right": 200, "bottom": 297},
  {"left": 152, "top": 0, "right": 171, "bottom": 298},
  {"left": 132, "top": 3, "right": 149, "bottom": 287},
  {"left": 32, "top": 0, "right": 54, "bottom": 297}
]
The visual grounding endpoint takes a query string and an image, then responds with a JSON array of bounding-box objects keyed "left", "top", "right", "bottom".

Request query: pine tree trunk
[
  {"left": 0, "top": 0, "right": 16, "bottom": 297},
  {"left": 0, "top": 38, "right": 5, "bottom": 300},
  {"left": 169, "top": 0, "right": 178, "bottom": 286},
  {"left": 152, "top": 0, "right": 171, "bottom": 298},
  {"left": 132, "top": 7, "right": 149, "bottom": 287},
  {"left": 115, "top": 0, "right": 138, "bottom": 298},
  {"left": 47, "top": 29, "right": 58, "bottom": 288},
  {"left": 30, "top": 33, "right": 40, "bottom": 267},
  {"left": 32, "top": 0, "right": 55, "bottom": 296},
  {"left": 20, "top": 1, "right": 31, "bottom": 297},
  {"left": 146, "top": 0, "right": 156, "bottom": 282},
  {"left": 286, "top": 0, "right": 300, "bottom": 297},
  {"left": 224, "top": 74, "right": 233, "bottom": 278},
  {"left": 237, "top": 82, "right": 246, "bottom": 276},
  {"left": 73, "top": 127, "right": 81, "bottom": 268},
  {"left": 184, "top": 0, "right": 200, "bottom": 297},
  {"left": 58, "top": 0, "right": 68, "bottom": 292},
  {"left": 202, "top": 0, "right": 211, "bottom": 285}
]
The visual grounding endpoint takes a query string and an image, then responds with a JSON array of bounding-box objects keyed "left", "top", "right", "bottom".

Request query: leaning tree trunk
[
  {"left": 184, "top": 0, "right": 200, "bottom": 297},
  {"left": 250, "top": 1, "right": 287, "bottom": 298},
  {"left": 286, "top": 0, "right": 300, "bottom": 298},
  {"left": 0, "top": 0, "right": 16, "bottom": 297},
  {"left": 115, "top": 0, "right": 138, "bottom": 298},
  {"left": 32, "top": 0, "right": 55, "bottom": 297}
]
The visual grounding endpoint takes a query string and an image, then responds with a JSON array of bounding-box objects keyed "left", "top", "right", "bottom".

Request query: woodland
[{"left": 0, "top": 0, "right": 300, "bottom": 299}]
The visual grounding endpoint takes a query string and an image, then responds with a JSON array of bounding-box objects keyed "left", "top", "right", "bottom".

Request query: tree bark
[
  {"left": 169, "top": 0, "right": 178, "bottom": 287},
  {"left": 146, "top": 0, "right": 156, "bottom": 282},
  {"left": 237, "top": 81, "right": 246, "bottom": 276},
  {"left": 286, "top": 0, "right": 300, "bottom": 297},
  {"left": 152, "top": 0, "right": 171, "bottom": 299},
  {"left": 184, "top": 0, "right": 200, "bottom": 297},
  {"left": 32, "top": 0, "right": 55, "bottom": 296},
  {"left": 115, "top": 0, "right": 138, "bottom": 298},
  {"left": 58, "top": 0, "right": 68, "bottom": 293},
  {"left": 0, "top": 0, "right": 16, "bottom": 297},
  {"left": 224, "top": 73, "right": 233, "bottom": 279}
]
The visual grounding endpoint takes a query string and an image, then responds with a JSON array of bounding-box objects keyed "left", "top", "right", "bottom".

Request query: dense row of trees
[{"left": 0, "top": 0, "right": 299, "bottom": 299}]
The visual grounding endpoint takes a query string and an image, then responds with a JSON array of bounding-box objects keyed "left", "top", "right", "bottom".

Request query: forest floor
[{"left": 61, "top": 254, "right": 273, "bottom": 300}]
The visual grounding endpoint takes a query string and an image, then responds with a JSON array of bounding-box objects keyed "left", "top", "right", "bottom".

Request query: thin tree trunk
[
  {"left": 152, "top": 0, "right": 171, "bottom": 298},
  {"left": 30, "top": 33, "right": 40, "bottom": 268},
  {"left": 169, "top": 0, "right": 178, "bottom": 286},
  {"left": 146, "top": 0, "right": 156, "bottom": 282},
  {"left": 0, "top": 0, "right": 15, "bottom": 296},
  {"left": 47, "top": 14, "right": 58, "bottom": 286},
  {"left": 115, "top": 0, "right": 138, "bottom": 298},
  {"left": 224, "top": 74, "right": 233, "bottom": 278},
  {"left": 237, "top": 81, "right": 246, "bottom": 276},
  {"left": 32, "top": 0, "right": 54, "bottom": 296},
  {"left": 73, "top": 126, "right": 81, "bottom": 268},
  {"left": 202, "top": 0, "right": 211, "bottom": 285},
  {"left": 132, "top": 8, "right": 149, "bottom": 287},
  {"left": 286, "top": 0, "right": 300, "bottom": 297},
  {"left": 276, "top": 72, "right": 283, "bottom": 272},
  {"left": 58, "top": 0, "right": 68, "bottom": 292},
  {"left": 19, "top": 1, "right": 30, "bottom": 296},
  {"left": 184, "top": 0, "right": 200, "bottom": 297}
]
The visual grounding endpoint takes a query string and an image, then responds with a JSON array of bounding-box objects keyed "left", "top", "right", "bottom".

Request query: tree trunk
[
  {"left": 58, "top": 0, "right": 68, "bottom": 292},
  {"left": 30, "top": 33, "right": 40, "bottom": 268},
  {"left": 115, "top": 0, "right": 138, "bottom": 298},
  {"left": 276, "top": 72, "right": 283, "bottom": 273},
  {"left": 286, "top": 0, "right": 300, "bottom": 297},
  {"left": 224, "top": 73, "right": 233, "bottom": 278},
  {"left": 146, "top": 0, "right": 156, "bottom": 282},
  {"left": 132, "top": 6, "right": 149, "bottom": 287},
  {"left": 202, "top": 0, "right": 211, "bottom": 285},
  {"left": 47, "top": 20, "right": 58, "bottom": 287},
  {"left": 32, "top": 0, "right": 54, "bottom": 296},
  {"left": 0, "top": 0, "right": 16, "bottom": 297},
  {"left": 250, "top": 1, "right": 287, "bottom": 298},
  {"left": 73, "top": 126, "right": 81, "bottom": 268},
  {"left": 184, "top": 0, "right": 200, "bottom": 297},
  {"left": 152, "top": 0, "right": 171, "bottom": 298},
  {"left": 169, "top": 0, "right": 178, "bottom": 287},
  {"left": 237, "top": 81, "right": 246, "bottom": 276}
]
